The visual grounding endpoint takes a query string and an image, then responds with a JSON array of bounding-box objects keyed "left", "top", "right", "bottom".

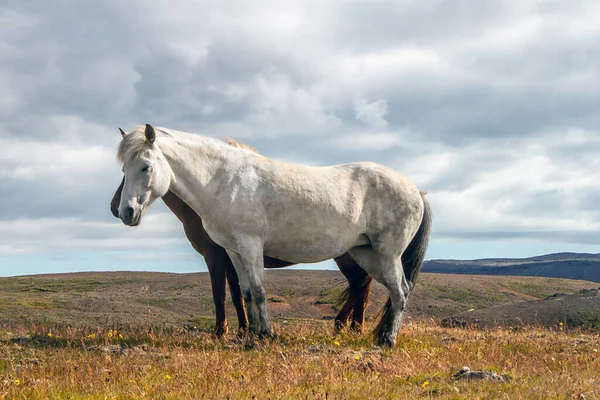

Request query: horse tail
[
  {"left": 335, "top": 266, "right": 372, "bottom": 308},
  {"left": 335, "top": 259, "right": 372, "bottom": 330},
  {"left": 401, "top": 192, "right": 432, "bottom": 293},
  {"left": 373, "top": 192, "right": 432, "bottom": 340}
]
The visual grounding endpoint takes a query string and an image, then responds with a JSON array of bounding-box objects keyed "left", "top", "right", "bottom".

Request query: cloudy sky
[{"left": 1, "top": 0, "right": 599, "bottom": 277}]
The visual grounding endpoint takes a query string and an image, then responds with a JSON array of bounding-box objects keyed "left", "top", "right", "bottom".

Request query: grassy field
[
  {"left": 1, "top": 319, "right": 598, "bottom": 399},
  {"left": 1, "top": 271, "right": 599, "bottom": 398}
]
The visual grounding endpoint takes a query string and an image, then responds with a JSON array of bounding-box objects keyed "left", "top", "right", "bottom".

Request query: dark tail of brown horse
[
  {"left": 335, "top": 266, "right": 372, "bottom": 331},
  {"left": 373, "top": 192, "right": 433, "bottom": 340}
]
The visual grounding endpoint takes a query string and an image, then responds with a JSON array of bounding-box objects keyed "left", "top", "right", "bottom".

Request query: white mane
[{"left": 116, "top": 126, "right": 257, "bottom": 164}]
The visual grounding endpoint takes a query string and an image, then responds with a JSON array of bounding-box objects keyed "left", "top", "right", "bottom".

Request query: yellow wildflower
[
  {"left": 354, "top": 355, "right": 360, "bottom": 361},
  {"left": 165, "top": 374, "right": 172, "bottom": 380},
  {"left": 87, "top": 333, "right": 96, "bottom": 340},
  {"left": 47, "top": 333, "right": 53, "bottom": 338},
  {"left": 559, "top": 322, "right": 564, "bottom": 326},
  {"left": 108, "top": 332, "right": 113, "bottom": 338},
  {"left": 333, "top": 341, "right": 340, "bottom": 346},
  {"left": 119, "top": 334, "right": 124, "bottom": 339},
  {"left": 421, "top": 381, "right": 430, "bottom": 388},
  {"left": 14, "top": 378, "right": 21, "bottom": 386}
]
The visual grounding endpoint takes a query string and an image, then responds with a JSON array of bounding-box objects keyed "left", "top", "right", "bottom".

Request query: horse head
[{"left": 116, "top": 124, "right": 174, "bottom": 226}]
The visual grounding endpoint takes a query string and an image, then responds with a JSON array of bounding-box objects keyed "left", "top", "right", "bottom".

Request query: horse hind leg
[
  {"left": 333, "top": 289, "right": 354, "bottom": 331},
  {"left": 376, "top": 258, "right": 411, "bottom": 347},
  {"left": 349, "top": 246, "right": 410, "bottom": 347},
  {"left": 350, "top": 274, "right": 371, "bottom": 332},
  {"left": 333, "top": 254, "right": 372, "bottom": 333},
  {"left": 333, "top": 254, "right": 358, "bottom": 331},
  {"left": 374, "top": 276, "right": 409, "bottom": 347}
]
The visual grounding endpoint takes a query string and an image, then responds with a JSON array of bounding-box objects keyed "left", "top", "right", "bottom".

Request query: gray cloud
[
  {"left": 332, "top": 1, "right": 518, "bottom": 49},
  {"left": 1, "top": 1, "right": 150, "bottom": 137},
  {"left": 1, "top": 0, "right": 599, "bottom": 263}
]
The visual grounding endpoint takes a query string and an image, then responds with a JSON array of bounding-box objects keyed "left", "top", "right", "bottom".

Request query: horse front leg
[
  {"left": 227, "top": 249, "right": 259, "bottom": 334},
  {"left": 224, "top": 254, "right": 249, "bottom": 337},
  {"left": 204, "top": 247, "right": 229, "bottom": 338},
  {"left": 227, "top": 236, "right": 272, "bottom": 337}
]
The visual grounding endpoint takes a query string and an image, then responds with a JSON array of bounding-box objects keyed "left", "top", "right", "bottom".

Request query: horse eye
[{"left": 141, "top": 165, "right": 150, "bottom": 172}]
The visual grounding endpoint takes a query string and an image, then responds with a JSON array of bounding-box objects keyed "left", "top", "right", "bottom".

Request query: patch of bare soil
[
  {"left": 443, "top": 288, "right": 600, "bottom": 329},
  {"left": 498, "top": 288, "right": 540, "bottom": 301},
  {"left": 0, "top": 271, "right": 597, "bottom": 331}
]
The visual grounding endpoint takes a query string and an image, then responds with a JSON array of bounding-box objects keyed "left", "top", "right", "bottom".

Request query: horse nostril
[
  {"left": 110, "top": 204, "right": 120, "bottom": 218},
  {"left": 125, "top": 207, "right": 135, "bottom": 221}
]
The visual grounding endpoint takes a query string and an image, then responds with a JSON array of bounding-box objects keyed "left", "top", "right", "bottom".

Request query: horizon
[
  {"left": 1, "top": 1, "right": 599, "bottom": 276},
  {"left": 2, "top": 249, "right": 599, "bottom": 278}
]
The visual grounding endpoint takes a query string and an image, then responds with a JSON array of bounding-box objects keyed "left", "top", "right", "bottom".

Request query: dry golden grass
[{"left": 1, "top": 319, "right": 598, "bottom": 399}]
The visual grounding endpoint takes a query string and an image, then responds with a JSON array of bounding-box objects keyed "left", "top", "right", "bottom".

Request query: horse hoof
[
  {"left": 237, "top": 327, "right": 249, "bottom": 338},
  {"left": 249, "top": 325, "right": 260, "bottom": 335},
  {"left": 214, "top": 324, "right": 228, "bottom": 338},
  {"left": 334, "top": 320, "right": 346, "bottom": 332},
  {"left": 258, "top": 330, "right": 275, "bottom": 340},
  {"left": 378, "top": 333, "right": 396, "bottom": 348},
  {"left": 349, "top": 322, "right": 364, "bottom": 333}
]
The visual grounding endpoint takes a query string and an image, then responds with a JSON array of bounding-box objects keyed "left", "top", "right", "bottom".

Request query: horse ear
[
  {"left": 119, "top": 128, "right": 127, "bottom": 137},
  {"left": 145, "top": 124, "right": 155, "bottom": 144}
]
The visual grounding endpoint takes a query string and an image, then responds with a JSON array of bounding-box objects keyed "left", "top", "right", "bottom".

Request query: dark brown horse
[{"left": 110, "top": 143, "right": 372, "bottom": 337}]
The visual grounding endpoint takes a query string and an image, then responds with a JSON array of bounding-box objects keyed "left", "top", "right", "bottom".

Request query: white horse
[{"left": 117, "top": 124, "right": 432, "bottom": 347}]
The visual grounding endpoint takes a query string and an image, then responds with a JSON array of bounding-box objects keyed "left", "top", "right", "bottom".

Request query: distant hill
[{"left": 423, "top": 252, "right": 600, "bottom": 283}]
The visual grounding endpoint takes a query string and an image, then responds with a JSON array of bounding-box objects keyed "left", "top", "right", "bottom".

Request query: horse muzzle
[{"left": 120, "top": 206, "right": 141, "bottom": 226}]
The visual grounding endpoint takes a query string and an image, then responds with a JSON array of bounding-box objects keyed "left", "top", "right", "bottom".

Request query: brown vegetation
[
  {"left": 1, "top": 271, "right": 597, "bottom": 329},
  {"left": 1, "top": 320, "right": 599, "bottom": 399},
  {"left": 1, "top": 271, "right": 599, "bottom": 398}
]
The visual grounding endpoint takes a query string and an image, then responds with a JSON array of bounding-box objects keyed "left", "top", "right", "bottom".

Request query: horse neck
[
  {"left": 158, "top": 135, "right": 224, "bottom": 218},
  {"left": 161, "top": 191, "right": 187, "bottom": 222}
]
